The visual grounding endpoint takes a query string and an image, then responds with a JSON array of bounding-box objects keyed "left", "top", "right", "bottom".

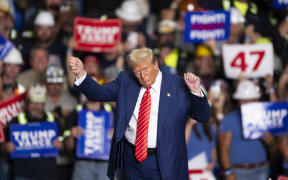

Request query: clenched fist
[
  {"left": 184, "top": 73, "right": 201, "bottom": 95},
  {"left": 68, "top": 55, "right": 86, "bottom": 79}
]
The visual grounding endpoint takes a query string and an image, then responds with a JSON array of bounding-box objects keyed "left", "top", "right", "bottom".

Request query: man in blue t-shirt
[{"left": 218, "top": 80, "right": 272, "bottom": 180}]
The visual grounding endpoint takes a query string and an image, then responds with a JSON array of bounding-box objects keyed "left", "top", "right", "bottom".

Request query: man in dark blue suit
[{"left": 68, "top": 47, "right": 210, "bottom": 180}]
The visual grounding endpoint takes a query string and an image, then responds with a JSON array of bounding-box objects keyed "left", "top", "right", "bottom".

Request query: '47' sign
[{"left": 222, "top": 44, "right": 273, "bottom": 79}]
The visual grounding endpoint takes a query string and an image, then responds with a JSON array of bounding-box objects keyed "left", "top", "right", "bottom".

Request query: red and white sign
[
  {"left": 0, "top": 93, "right": 26, "bottom": 125},
  {"left": 222, "top": 44, "right": 273, "bottom": 79},
  {"left": 73, "top": 17, "right": 122, "bottom": 52}
]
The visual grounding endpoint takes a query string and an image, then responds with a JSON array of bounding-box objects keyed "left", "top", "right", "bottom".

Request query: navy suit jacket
[{"left": 76, "top": 71, "right": 210, "bottom": 180}]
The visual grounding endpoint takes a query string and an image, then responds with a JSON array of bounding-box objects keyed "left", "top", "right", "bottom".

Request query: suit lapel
[
  {"left": 157, "top": 72, "right": 174, "bottom": 148},
  {"left": 126, "top": 75, "right": 141, "bottom": 125}
]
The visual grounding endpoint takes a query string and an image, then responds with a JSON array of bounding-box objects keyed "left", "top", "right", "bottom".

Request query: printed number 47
[{"left": 230, "top": 51, "right": 265, "bottom": 72}]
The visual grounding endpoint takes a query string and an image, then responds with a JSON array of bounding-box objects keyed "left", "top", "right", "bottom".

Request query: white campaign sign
[{"left": 222, "top": 44, "right": 273, "bottom": 79}]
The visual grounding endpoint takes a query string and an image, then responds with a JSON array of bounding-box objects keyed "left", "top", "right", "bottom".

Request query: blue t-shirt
[
  {"left": 219, "top": 110, "right": 267, "bottom": 164},
  {"left": 187, "top": 123, "right": 216, "bottom": 162}
]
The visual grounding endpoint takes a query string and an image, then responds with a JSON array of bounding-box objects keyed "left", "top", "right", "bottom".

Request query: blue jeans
[
  {"left": 72, "top": 160, "right": 109, "bottom": 180},
  {"left": 233, "top": 163, "right": 269, "bottom": 180}
]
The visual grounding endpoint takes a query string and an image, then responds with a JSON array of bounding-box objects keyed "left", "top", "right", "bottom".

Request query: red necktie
[{"left": 135, "top": 87, "right": 151, "bottom": 163}]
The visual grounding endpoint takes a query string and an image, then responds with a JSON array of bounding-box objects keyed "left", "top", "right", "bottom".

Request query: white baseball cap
[
  {"left": 34, "top": 11, "right": 55, "bottom": 26},
  {"left": 3, "top": 48, "right": 24, "bottom": 65},
  {"left": 115, "top": 0, "right": 144, "bottom": 22}
]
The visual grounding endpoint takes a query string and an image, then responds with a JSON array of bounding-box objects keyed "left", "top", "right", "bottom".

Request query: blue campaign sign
[
  {"left": 76, "top": 110, "right": 112, "bottom": 160},
  {"left": 0, "top": 35, "right": 14, "bottom": 60},
  {"left": 241, "top": 102, "right": 288, "bottom": 139},
  {"left": 274, "top": 0, "right": 288, "bottom": 9},
  {"left": 10, "top": 122, "right": 59, "bottom": 158},
  {"left": 185, "top": 10, "right": 230, "bottom": 43}
]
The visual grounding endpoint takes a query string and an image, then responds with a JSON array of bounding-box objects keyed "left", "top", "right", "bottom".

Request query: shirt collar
[{"left": 150, "top": 69, "right": 162, "bottom": 92}]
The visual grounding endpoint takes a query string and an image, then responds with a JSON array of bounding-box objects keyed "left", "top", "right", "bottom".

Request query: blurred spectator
[
  {"left": 100, "top": 49, "right": 124, "bottom": 82},
  {"left": 185, "top": 118, "right": 217, "bottom": 179},
  {"left": 218, "top": 80, "right": 273, "bottom": 180},
  {"left": 116, "top": 0, "right": 149, "bottom": 52},
  {"left": 21, "top": 11, "right": 67, "bottom": 71},
  {"left": 64, "top": 99, "right": 113, "bottom": 180},
  {"left": 0, "top": 0, "right": 10, "bottom": 38},
  {"left": 207, "top": 79, "right": 233, "bottom": 126},
  {"left": 1, "top": 84, "right": 63, "bottom": 180},
  {"left": 278, "top": 65, "right": 288, "bottom": 101},
  {"left": 2, "top": 47, "right": 25, "bottom": 101},
  {"left": 186, "top": 44, "right": 221, "bottom": 91},
  {"left": 244, "top": 24, "right": 271, "bottom": 44},
  {"left": 44, "top": 65, "right": 76, "bottom": 180},
  {"left": 153, "top": 19, "right": 190, "bottom": 75},
  {"left": 17, "top": 47, "right": 49, "bottom": 89},
  {"left": 228, "top": 7, "right": 246, "bottom": 44},
  {"left": 44, "top": 65, "right": 77, "bottom": 121}
]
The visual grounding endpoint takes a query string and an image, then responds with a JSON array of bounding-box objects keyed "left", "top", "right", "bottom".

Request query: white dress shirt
[
  {"left": 125, "top": 71, "right": 162, "bottom": 148},
  {"left": 75, "top": 71, "right": 204, "bottom": 148}
]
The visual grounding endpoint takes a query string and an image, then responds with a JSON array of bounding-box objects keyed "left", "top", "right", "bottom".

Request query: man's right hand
[{"left": 68, "top": 56, "right": 86, "bottom": 79}]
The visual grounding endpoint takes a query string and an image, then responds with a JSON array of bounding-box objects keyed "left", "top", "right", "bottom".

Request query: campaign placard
[
  {"left": 10, "top": 122, "right": 59, "bottom": 158},
  {"left": 222, "top": 44, "right": 273, "bottom": 79},
  {"left": 241, "top": 102, "right": 288, "bottom": 139},
  {"left": 274, "top": 0, "right": 288, "bottom": 9},
  {"left": 76, "top": 110, "right": 112, "bottom": 160},
  {"left": 73, "top": 17, "right": 122, "bottom": 52},
  {"left": 0, "top": 93, "right": 26, "bottom": 125},
  {"left": 184, "top": 10, "right": 230, "bottom": 43},
  {"left": 0, "top": 35, "right": 14, "bottom": 60}
]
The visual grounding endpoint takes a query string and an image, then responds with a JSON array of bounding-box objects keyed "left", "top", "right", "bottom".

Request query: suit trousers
[{"left": 123, "top": 140, "right": 162, "bottom": 180}]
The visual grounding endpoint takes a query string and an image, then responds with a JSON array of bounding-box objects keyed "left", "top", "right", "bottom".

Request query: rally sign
[
  {"left": 73, "top": 17, "right": 122, "bottom": 52},
  {"left": 0, "top": 35, "right": 14, "bottom": 60},
  {"left": 184, "top": 10, "right": 230, "bottom": 43},
  {"left": 76, "top": 110, "right": 112, "bottom": 160},
  {"left": 10, "top": 122, "right": 59, "bottom": 158},
  {"left": 274, "top": 0, "right": 288, "bottom": 9},
  {"left": 222, "top": 44, "right": 273, "bottom": 79},
  {"left": 0, "top": 93, "right": 26, "bottom": 125},
  {"left": 241, "top": 102, "right": 288, "bottom": 139}
]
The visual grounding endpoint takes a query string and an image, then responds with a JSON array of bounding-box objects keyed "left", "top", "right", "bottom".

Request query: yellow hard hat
[{"left": 195, "top": 44, "right": 213, "bottom": 57}]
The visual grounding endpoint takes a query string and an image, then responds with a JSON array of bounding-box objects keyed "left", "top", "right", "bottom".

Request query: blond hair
[{"left": 127, "top": 47, "right": 157, "bottom": 69}]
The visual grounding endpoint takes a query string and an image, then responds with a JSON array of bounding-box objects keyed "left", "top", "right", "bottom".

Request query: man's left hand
[{"left": 184, "top": 73, "right": 201, "bottom": 95}]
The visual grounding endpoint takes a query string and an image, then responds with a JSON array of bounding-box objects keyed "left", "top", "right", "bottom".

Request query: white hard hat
[
  {"left": 115, "top": 0, "right": 144, "bottom": 22},
  {"left": 28, "top": 84, "right": 47, "bottom": 103},
  {"left": 230, "top": 8, "right": 245, "bottom": 24},
  {"left": 233, "top": 80, "right": 260, "bottom": 100},
  {"left": 3, "top": 48, "right": 24, "bottom": 65},
  {"left": 34, "top": 11, "right": 55, "bottom": 26}
]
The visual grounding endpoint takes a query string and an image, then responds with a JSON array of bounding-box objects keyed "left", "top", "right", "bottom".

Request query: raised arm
[
  {"left": 68, "top": 56, "right": 119, "bottom": 102},
  {"left": 184, "top": 73, "right": 210, "bottom": 123}
]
